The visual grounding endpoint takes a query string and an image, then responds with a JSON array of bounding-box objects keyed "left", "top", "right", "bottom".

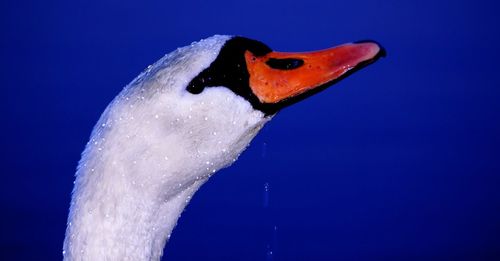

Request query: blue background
[{"left": 1, "top": 0, "right": 499, "bottom": 260}]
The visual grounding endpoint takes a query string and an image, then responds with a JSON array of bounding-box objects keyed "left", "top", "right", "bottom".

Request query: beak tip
[{"left": 353, "top": 39, "right": 387, "bottom": 58}]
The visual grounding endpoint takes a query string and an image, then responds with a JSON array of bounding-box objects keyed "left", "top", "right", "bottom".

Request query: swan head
[
  {"left": 186, "top": 36, "right": 384, "bottom": 116},
  {"left": 84, "top": 35, "right": 383, "bottom": 197}
]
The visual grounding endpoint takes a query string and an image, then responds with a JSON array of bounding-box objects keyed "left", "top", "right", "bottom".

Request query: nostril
[{"left": 266, "top": 58, "right": 304, "bottom": 70}]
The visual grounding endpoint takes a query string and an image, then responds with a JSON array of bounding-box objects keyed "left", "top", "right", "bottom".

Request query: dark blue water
[{"left": 1, "top": 0, "right": 500, "bottom": 260}]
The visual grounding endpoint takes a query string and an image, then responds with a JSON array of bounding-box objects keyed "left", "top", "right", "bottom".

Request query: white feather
[{"left": 63, "top": 35, "right": 270, "bottom": 260}]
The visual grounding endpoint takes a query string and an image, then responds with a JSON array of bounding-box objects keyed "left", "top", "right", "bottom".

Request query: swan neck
[{"left": 63, "top": 133, "right": 208, "bottom": 260}]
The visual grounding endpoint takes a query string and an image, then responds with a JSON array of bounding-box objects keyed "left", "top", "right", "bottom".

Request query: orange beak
[{"left": 245, "top": 41, "right": 383, "bottom": 104}]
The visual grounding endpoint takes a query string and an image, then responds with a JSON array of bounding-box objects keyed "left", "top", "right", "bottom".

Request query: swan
[{"left": 63, "top": 35, "right": 384, "bottom": 260}]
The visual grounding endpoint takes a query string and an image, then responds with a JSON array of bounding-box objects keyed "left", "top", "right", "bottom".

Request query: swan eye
[{"left": 266, "top": 58, "right": 304, "bottom": 70}]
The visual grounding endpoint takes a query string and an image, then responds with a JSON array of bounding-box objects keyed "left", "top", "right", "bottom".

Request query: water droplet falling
[
  {"left": 266, "top": 244, "right": 273, "bottom": 261},
  {"left": 265, "top": 225, "right": 279, "bottom": 261},
  {"left": 263, "top": 182, "right": 270, "bottom": 208}
]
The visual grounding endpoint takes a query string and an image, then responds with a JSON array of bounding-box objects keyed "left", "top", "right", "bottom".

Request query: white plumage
[{"left": 64, "top": 35, "right": 270, "bottom": 260}]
